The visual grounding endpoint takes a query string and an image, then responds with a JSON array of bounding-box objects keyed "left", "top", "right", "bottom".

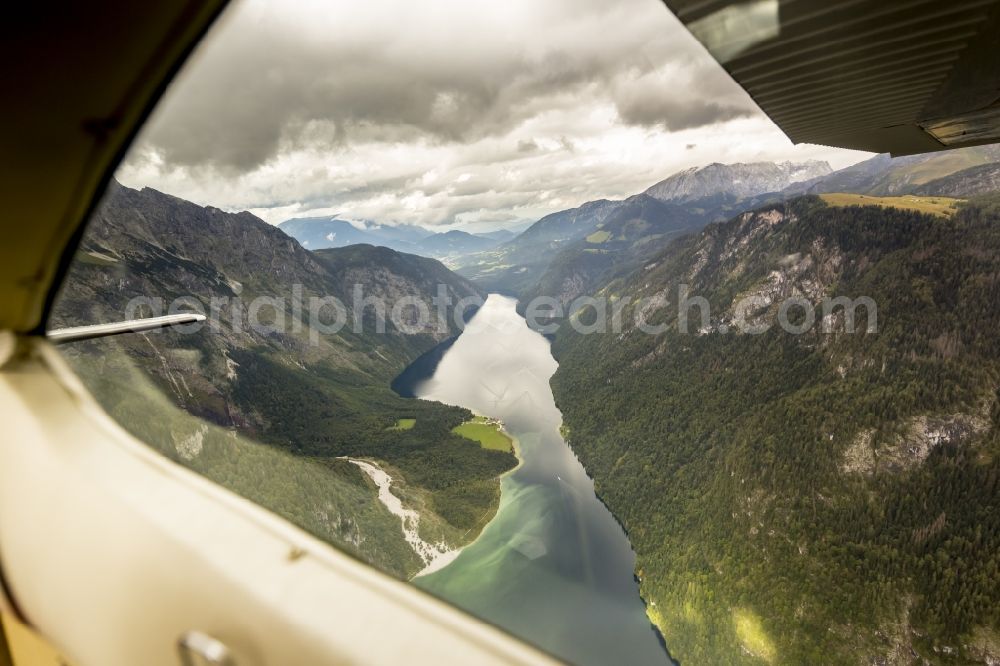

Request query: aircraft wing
[{"left": 662, "top": 0, "right": 1000, "bottom": 155}]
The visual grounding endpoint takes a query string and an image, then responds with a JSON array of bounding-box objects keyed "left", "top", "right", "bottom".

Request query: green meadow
[
  {"left": 452, "top": 416, "right": 513, "bottom": 452},
  {"left": 820, "top": 192, "right": 962, "bottom": 217},
  {"left": 388, "top": 418, "right": 416, "bottom": 431}
]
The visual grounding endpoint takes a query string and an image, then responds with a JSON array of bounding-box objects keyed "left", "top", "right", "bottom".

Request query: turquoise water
[{"left": 400, "top": 294, "right": 671, "bottom": 665}]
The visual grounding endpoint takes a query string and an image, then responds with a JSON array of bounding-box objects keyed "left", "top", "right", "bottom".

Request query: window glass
[{"left": 51, "top": 0, "right": 1000, "bottom": 664}]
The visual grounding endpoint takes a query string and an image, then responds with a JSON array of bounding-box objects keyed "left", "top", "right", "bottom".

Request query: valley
[
  {"left": 422, "top": 147, "right": 1000, "bottom": 664},
  {"left": 403, "top": 295, "right": 672, "bottom": 666},
  {"left": 51, "top": 145, "right": 1000, "bottom": 665}
]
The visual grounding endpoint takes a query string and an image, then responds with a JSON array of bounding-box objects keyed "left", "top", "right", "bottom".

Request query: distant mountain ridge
[
  {"left": 644, "top": 160, "right": 832, "bottom": 203},
  {"left": 457, "top": 160, "right": 832, "bottom": 296},
  {"left": 278, "top": 216, "right": 427, "bottom": 253},
  {"left": 456, "top": 199, "right": 622, "bottom": 295},
  {"left": 279, "top": 215, "right": 516, "bottom": 262},
  {"left": 417, "top": 229, "right": 499, "bottom": 256},
  {"left": 517, "top": 193, "right": 701, "bottom": 308},
  {"left": 475, "top": 228, "right": 517, "bottom": 242}
]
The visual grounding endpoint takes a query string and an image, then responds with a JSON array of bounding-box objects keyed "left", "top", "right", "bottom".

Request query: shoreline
[
  {"left": 340, "top": 414, "right": 524, "bottom": 581},
  {"left": 477, "top": 411, "right": 524, "bottom": 478},
  {"left": 557, "top": 426, "right": 679, "bottom": 665},
  {"left": 412, "top": 415, "right": 523, "bottom": 579}
]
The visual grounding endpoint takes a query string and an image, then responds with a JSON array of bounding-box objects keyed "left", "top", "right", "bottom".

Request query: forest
[{"left": 551, "top": 195, "right": 1000, "bottom": 664}]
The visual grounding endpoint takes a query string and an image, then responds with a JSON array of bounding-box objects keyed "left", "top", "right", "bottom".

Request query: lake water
[{"left": 396, "top": 294, "right": 672, "bottom": 665}]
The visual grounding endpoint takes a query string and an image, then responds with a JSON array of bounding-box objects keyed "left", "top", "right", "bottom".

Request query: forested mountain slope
[
  {"left": 52, "top": 182, "right": 516, "bottom": 578},
  {"left": 796, "top": 145, "right": 1000, "bottom": 198},
  {"left": 516, "top": 193, "right": 700, "bottom": 310},
  {"left": 457, "top": 199, "right": 622, "bottom": 294},
  {"left": 550, "top": 195, "right": 1000, "bottom": 664},
  {"left": 913, "top": 163, "right": 1000, "bottom": 198}
]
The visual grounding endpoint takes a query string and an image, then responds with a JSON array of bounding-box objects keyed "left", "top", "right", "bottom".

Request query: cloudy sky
[{"left": 117, "top": 0, "right": 872, "bottom": 231}]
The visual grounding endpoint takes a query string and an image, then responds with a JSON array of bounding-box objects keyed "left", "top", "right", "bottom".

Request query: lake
[{"left": 395, "top": 294, "right": 672, "bottom": 665}]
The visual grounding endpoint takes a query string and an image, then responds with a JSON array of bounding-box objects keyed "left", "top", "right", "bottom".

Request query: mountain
[
  {"left": 499, "top": 199, "right": 622, "bottom": 253},
  {"left": 644, "top": 160, "right": 832, "bottom": 203},
  {"left": 912, "top": 162, "right": 1000, "bottom": 197},
  {"left": 457, "top": 199, "right": 624, "bottom": 294},
  {"left": 416, "top": 229, "right": 500, "bottom": 257},
  {"left": 517, "top": 193, "right": 701, "bottom": 309},
  {"left": 366, "top": 221, "right": 431, "bottom": 244},
  {"left": 278, "top": 215, "right": 426, "bottom": 253},
  {"left": 314, "top": 242, "right": 488, "bottom": 294},
  {"left": 475, "top": 229, "right": 518, "bottom": 243},
  {"left": 795, "top": 145, "right": 1000, "bottom": 197},
  {"left": 550, "top": 194, "right": 1000, "bottom": 664},
  {"left": 52, "top": 182, "right": 516, "bottom": 578}
]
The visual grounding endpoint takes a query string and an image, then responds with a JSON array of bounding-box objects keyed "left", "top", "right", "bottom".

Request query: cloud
[
  {"left": 133, "top": 0, "right": 684, "bottom": 172},
  {"left": 610, "top": 56, "right": 757, "bottom": 130},
  {"left": 117, "top": 0, "right": 871, "bottom": 229},
  {"left": 616, "top": 93, "right": 752, "bottom": 131},
  {"left": 517, "top": 139, "right": 540, "bottom": 154}
]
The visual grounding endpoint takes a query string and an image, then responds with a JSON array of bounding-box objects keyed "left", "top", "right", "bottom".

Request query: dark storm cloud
[
  {"left": 134, "top": 0, "right": 746, "bottom": 173},
  {"left": 517, "top": 139, "right": 540, "bottom": 153},
  {"left": 616, "top": 95, "right": 753, "bottom": 130},
  {"left": 610, "top": 55, "right": 756, "bottom": 131}
]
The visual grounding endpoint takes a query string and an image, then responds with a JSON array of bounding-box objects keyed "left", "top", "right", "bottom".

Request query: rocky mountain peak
[{"left": 644, "top": 160, "right": 833, "bottom": 203}]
